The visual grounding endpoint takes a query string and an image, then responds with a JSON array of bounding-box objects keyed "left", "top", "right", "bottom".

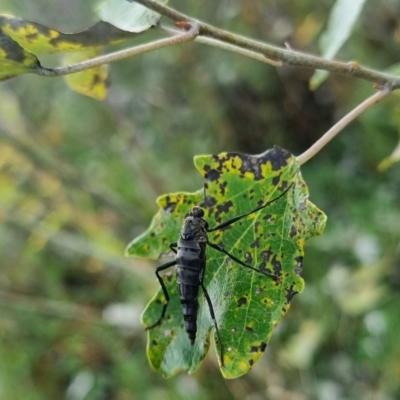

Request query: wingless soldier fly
[{"left": 146, "top": 183, "right": 294, "bottom": 366}]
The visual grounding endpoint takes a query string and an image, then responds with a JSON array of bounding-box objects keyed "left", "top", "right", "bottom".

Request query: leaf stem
[
  {"left": 35, "top": 23, "right": 199, "bottom": 77},
  {"left": 131, "top": 0, "right": 400, "bottom": 89},
  {"left": 296, "top": 88, "right": 391, "bottom": 165}
]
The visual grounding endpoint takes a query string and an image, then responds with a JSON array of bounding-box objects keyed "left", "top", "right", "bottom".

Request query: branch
[
  {"left": 296, "top": 88, "right": 391, "bottom": 165},
  {"left": 35, "top": 23, "right": 199, "bottom": 77},
  {"left": 161, "top": 26, "right": 282, "bottom": 67},
  {"left": 131, "top": 0, "right": 400, "bottom": 90}
]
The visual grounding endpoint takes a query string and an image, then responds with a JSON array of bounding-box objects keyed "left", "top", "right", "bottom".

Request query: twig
[
  {"left": 35, "top": 23, "right": 199, "bottom": 77},
  {"left": 131, "top": 0, "right": 400, "bottom": 90},
  {"left": 161, "top": 25, "right": 282, "bottom": 67},
  {"left": 296, "top": 88, "right": 391, "bottom": 165}
]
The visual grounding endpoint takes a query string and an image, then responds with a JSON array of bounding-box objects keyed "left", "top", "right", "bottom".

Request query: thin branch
[
  {"left": 296, "top": 88, "right": 392, "bottom": 165},
  {"left": 161, "top": 25, "right": 282, "bottom": 67},
  {"left": 131, "top": 0, "right": 400, "bottom": 90},
  {"left": 35, "top": 23, "right": 199, "bottom": 77}
]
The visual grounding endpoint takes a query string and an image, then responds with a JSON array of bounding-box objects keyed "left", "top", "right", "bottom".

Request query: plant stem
[
  {"left": 296, "top": 88, "right": 391, "bottom": 165},
  {"left": 161, "top": 25, "right": 282, "bottom": 67},
  {"left": 35, "top": 23, "right": 199, "bottom": 77},
  {"left": 132, "top": 0, "right": 400, "bottom": 90}
]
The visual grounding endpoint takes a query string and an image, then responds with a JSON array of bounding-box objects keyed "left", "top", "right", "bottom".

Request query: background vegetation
[{"left": 1, "top": 0, "right": 399, "bottom": 399}]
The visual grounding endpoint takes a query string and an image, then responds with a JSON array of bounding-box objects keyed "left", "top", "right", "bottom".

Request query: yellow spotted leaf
[
  {"left": 0, "top": 15, "right": 136, "bottom": 54},
  {"left": 63, "top": 49, "right": 109, "bottom": 100},
  {"left": 0, "top": 29, "right": 40, "bottom": 80},
  {"left": 127, "top": 147, "right": 327, "bottom": 379}
]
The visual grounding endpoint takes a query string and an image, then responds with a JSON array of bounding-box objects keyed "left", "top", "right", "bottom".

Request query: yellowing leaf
[
  {"left": 0, "top": 15, "right": 135, "bottom": 54},
  {"left": 63, "top": 49, "right": 109, "bottom": 100},
  {"left": 127, "top": 147, "right": 327, "bottom": 379},
  {"left": 0, "top": 29, "right": 40, "bottom": 80}
]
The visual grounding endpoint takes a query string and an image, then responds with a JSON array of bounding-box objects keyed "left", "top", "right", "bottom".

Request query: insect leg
[
  {"left": 146, "top": 259, "right": 177, "bottom": 330},
  {"left": 207, "top": 183, "right": 294, "bottom": 232},
  {"left": 169, "top": 242, "right": 178, "bottom": 254},
  {"left": 200, "top": 282, "right": 224, "bottom": 367},
  {"left": 207, "top": 241, "right": 276, "bottom": 279}
]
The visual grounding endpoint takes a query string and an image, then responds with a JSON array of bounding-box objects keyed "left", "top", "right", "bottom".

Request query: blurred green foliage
[{"left": 0, "top": 0, "right": 399, "bottom": 399}]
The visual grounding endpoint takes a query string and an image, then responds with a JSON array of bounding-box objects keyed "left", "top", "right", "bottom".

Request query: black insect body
[{"left": 147, "top": 185, "right": 294, "bottom": 366}]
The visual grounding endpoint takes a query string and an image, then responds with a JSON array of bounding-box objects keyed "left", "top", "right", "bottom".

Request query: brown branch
[
  {"left": 296, "top": 88, "right": 392, "bottom": 165},
  {"left": 131, "top": 0, "right": 400, "bottom": 90}
]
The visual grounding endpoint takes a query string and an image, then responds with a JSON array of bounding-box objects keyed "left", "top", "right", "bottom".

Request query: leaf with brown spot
[{"left": 127, "top": 146, "right": 326, "bottom": 379}]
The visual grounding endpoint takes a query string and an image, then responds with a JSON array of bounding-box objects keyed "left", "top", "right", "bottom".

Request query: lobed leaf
[{"left": 127, "top": 147, "right": 327, "bottom": 379}]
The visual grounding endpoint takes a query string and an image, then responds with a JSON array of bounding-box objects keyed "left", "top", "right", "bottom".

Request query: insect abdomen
[{"left": 176, "top": 244, "right": 204, "bottom": 345}]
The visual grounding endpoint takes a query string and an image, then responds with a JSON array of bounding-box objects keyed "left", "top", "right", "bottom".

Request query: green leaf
[
  {"left": 127, "top": 146, "right": 327, "bottom": 379},
  {"left": 0, "top": 29, "right": 40, "bottom": 80},
  {"left": 98, "top": 0, "right": 168, "bottom": 33},
  {"left": 63, "top": 49, "right": 110, "bottom": 100},
  {"left": 309, "top": 0, "right": 368, "bottom": 90}
]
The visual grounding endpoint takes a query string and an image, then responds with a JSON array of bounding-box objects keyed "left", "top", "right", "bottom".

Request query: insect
[{"left": 146, "top": 183, "right": 294, "bottom": 366}]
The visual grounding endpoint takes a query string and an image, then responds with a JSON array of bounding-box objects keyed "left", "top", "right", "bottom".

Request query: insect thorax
[{"left": 180, "top": 207, "right": 208, "bottom": 242}]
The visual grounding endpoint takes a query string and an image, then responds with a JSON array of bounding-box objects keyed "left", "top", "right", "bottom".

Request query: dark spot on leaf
[
  {"left": 290, "top": 225, "right": 297, "bottom": 237},
  {"left": 295, "top": 256, "right": 303, "bottom": 275},
  {"left": 255, "top": 287, "right": 264, "bottom": 295},
  {"left": 152, "top": 340, "right": 158, "bottom": 346},
  {"left": 249, "top": 359, "right": 254, "bottom": 366},
  {"left": 215, "top": 200, "right": 233, "bottom": 220},
  {"left": 263, "top": 214, "right": 273, "bottom": 222},
  {"left": 204, "top": 196, "right": 217, "bottom": 208},
  {"left": 219, "top": 181, "right": 228, "bottom": 196},
  {"left": 264, "top": 146, "right": 291, "bottom": 171},
  {"left": 271, "top": 255, "right": 282, "bottom": 278},
  {"left": 272, "top": 176, "right": 280, "bottom": 186},
  {"left": 150, "top": 232, "right": 155, "bottom": 238},
  {"left": 250, "top": 238, "right": 260, "bottom": 248},
  {"left": 206, "top": 168, "right": 221, "bottom": 182},
  {"left": 260, "top": 342, "right": 267, "bottom": 352},
  {"left": 237, "top": 297, "right": 247, "bottom": 307},
  {"left": 163, "top": 196, "right": 177, "bottom": 214},
  {"left": 286, "top": 286, "right": 298, "bottom": 303},
  {"left": 250, "top": 346, "right": 258, "bottom": 353},
  {"left": 245, "top": 326, "right": 254, "bottom": 333},
  {"left": 245, "top": 252, "right": 253, "bottom": 264}
]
